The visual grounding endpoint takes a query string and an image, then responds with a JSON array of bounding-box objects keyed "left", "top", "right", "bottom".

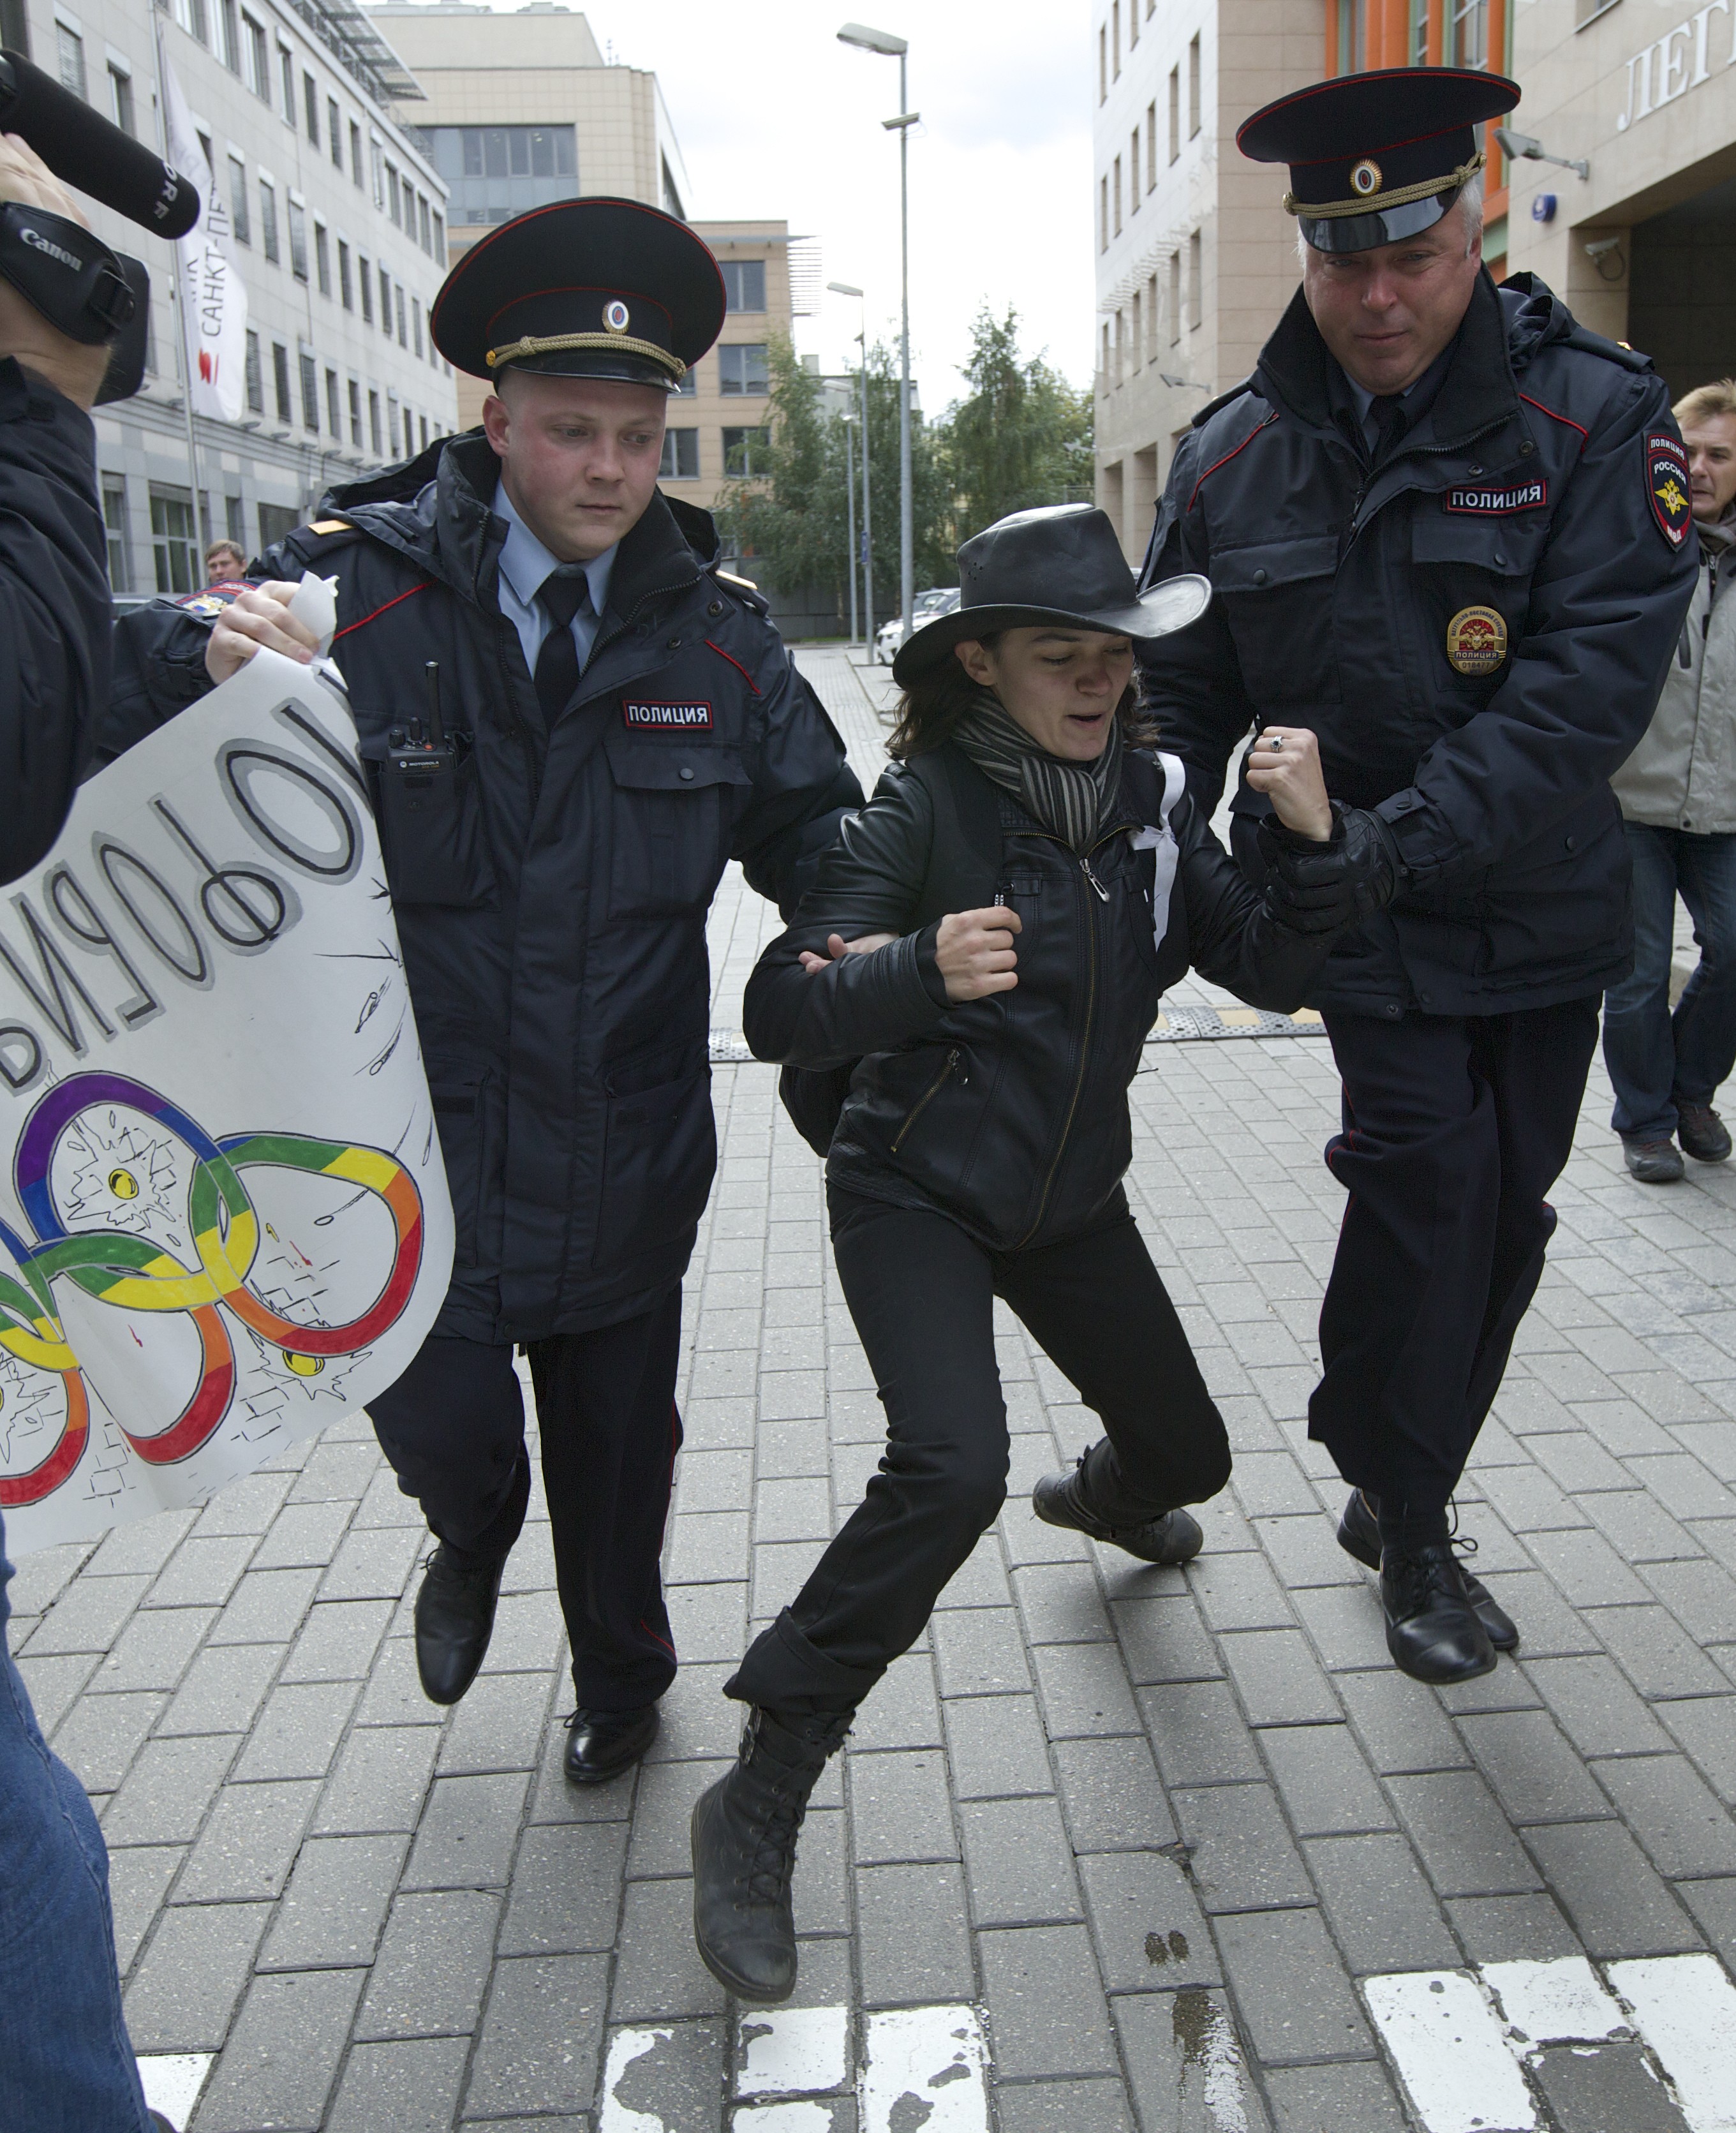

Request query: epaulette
[
  {"left": 279, "top": 516, "right": 369, "bottom": 563},
  {"left": 1560, "top": 322, "right": 1654, "bottom": 374},
  {"left": 1192, "top": 375, "right": 1259, "bottom": 427},
  {"left": 710, "top": 567, "right": 768, "bottom": 615}
]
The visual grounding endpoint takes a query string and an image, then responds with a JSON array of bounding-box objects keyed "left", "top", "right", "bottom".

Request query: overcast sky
[{"left": 479, "top": 0, "right": 1095, "bottom": 418}]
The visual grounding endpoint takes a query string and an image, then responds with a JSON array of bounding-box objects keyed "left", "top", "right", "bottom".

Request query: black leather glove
[{"left": 1258, "top": 803, "right": 1402, "bottom": 934}]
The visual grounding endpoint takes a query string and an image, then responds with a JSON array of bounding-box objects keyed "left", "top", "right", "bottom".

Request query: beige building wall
[{"left": 1093, "top": 0, "right": 1326, "bottom": 563}]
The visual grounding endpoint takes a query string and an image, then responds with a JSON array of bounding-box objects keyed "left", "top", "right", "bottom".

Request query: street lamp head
[
  {"left": 827, "top": 281, "right": 864, "bottom": 297},
  {"left": 1494, "top": 126, "right": 1543, "bottom": 160},
  {"left": 838, "top": 22, "right": 908, "bottom": 55},
  {"left": 882, "top": 113, "right": 920, "bottom": 131}
]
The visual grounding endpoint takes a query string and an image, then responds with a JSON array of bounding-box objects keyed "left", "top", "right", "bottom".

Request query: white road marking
[
  {"left": 1609, "top": 1956, "right": 1736, "bottom": 2133},
  {"left": 598, "top": 2027, "right": 672, "bottom": 2133},
  {"left": 859, "top": 2005, "right": 990, "bottom": 2133},
  {"left": 734, "top": 2106, "right": 842, "bottom": 2131},
  {"left": 1363, "top": 1972, "right": 1538, "bottom": 2133},
  {"left": 736, "top": 2005, "right": 850, "bottom": 2098},
  {"left": 1481, "top": 1958, "right": 1629, "bottom": 2048},
  {"left": 135, "top": 2054, "right": 214, "bottom": 2130}
]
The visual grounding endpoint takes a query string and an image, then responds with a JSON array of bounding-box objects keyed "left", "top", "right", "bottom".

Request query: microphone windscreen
[{"left": 0, "top": 52, "right": 200, "bottom": 239}]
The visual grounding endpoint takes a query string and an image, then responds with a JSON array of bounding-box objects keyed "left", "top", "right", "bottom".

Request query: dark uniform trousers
[
  {"left": 727, "top": 1189, "right": 1232, "bottom": 1719},
  {"left": 368, "top": 1295, "right": 683, "bottom": 1713},
  {"left": 1313, "top": 999, "right": 1601, "bottom": 1513}
]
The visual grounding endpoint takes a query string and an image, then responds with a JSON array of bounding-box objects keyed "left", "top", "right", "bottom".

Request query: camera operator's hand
[
  {"left": 935, "top": 905, "right": 1021, "bottom": 1001},
  {"left": 0, "top": 135, "right": 110, "bottom": 408},
  {"left": 1259, "top": 805, "right": 1402, "bottom": 935},
  {"left": 207, "top": 583, "right": 320, "bottom": 681}
]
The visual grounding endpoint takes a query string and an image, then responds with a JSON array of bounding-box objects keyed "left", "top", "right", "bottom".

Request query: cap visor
[{"left": 892, "top": 574, "right": 1212, "bottom": 684}]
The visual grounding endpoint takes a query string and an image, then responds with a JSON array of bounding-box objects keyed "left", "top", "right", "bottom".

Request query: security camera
[{"left": 1584, "top": 237, "right": 1622, "bottom": 260}]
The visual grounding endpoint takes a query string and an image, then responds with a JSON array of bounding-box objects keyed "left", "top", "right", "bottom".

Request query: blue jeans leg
[
  {"left": 1668, "top": 833, "right": 1736, "bottom": 1111},
  {"left": 1603, "top": 822, "right": 1682, "bottom": 1141},
  {"left": 0, "top": 1512, "right": 152, "bottom": 2133}
]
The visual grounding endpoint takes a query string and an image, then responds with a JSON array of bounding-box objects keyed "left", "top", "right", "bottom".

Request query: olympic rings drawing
[{"left": 0, "top": 1071, "right": 424, "bottom": 1508}]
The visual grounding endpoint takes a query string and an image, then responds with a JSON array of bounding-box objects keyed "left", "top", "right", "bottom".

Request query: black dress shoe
[
  {"left": 413, "top": 1545, "right": 507, "bottom": 1706},
  {"left": 1032, "top": 1462, "right": 1203, "bottom": 1564},
  {"left": 1623, "top": 1135, "right": 1684, "bottom": 1183},
  {"left": 1677, "top": 1102, "right": 1732, "bottom": 1163},
  {"left": 1337, "top": 1491, "right": 1518, "bottom": 1652},
  {"left": 563, "top": 1703, "right": 660, "bottom": 1785},
  {"left": 1381, "top": 1542, "right": 1497, "bottom": 1683}
]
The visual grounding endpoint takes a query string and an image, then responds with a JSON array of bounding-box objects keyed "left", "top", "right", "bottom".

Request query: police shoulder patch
[
  {"left": 175, "top": 584, "right": 244, "bottom": 616},
  {"left": 1647, "top": 433, "right": 1693, "bottom": 549}
]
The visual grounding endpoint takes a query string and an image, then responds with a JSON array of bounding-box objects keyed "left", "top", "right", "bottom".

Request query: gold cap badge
[{"left": 1350, "top": 159, "right": 1383, "bottom": 197}]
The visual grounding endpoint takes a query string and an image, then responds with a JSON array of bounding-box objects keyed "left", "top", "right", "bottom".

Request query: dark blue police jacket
[
  {"left": 1138, "top": 270, "right": 1699, "bottom": 1019},
  {"left": 106, "top": 433, "right": 863, "bottom": 1344}
]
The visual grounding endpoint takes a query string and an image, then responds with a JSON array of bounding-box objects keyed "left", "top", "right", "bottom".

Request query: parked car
[{"left": 872, "top": 586, "right": 960, "bottom": 665}]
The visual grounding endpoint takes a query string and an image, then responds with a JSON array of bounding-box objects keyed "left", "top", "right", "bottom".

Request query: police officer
[
  {"left": 1139, "top": 69, "right": 1698, "bottom": 1683},
  {"left": 105, "top": 198, "right": 863, "bottom": 1782}
]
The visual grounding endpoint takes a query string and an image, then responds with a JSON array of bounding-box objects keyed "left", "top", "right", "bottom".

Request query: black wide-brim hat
[
  {"left": 893, "top": 505, "right": 1211, "bottom": 685},
  {"left": 1238, "top": 67, "right": 1519, "bottom": 254},
  {"left": 430, "top": 197, "right": 727, "bottom": 391}
]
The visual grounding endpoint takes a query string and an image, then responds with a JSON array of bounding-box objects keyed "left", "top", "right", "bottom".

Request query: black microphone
[{"left": 0, "top": 51, "right": 200, "bottom": 239}]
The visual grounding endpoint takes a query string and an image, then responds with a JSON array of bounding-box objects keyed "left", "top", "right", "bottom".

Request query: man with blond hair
[{"left": 1604, "top": 377, "right": 1736, "bottom": 1181}]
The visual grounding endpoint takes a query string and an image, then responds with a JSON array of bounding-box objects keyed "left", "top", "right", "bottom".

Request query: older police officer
[
  {"left": 1139, "top": 69, "right": 1698, "bottom": 1683},
  {"left": 105, "top": 200, "right": 863, "bottom": 1781}
]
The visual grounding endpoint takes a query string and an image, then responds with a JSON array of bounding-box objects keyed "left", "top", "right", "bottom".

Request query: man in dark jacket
[
  {"left": 1138, "top": 70, "right": 1698, "bottom": 1684},
  {"left": 106, "top": 200, "right": 862, "bottom": 1784}
]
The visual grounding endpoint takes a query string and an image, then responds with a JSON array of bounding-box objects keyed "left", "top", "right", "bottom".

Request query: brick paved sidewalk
[{"left": 10, "top": 652, "right": 1736, "bottom": 2132}]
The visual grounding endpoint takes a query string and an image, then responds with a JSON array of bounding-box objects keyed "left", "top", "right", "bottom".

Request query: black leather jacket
[{"left": 745, "top": 741, "right": 1342, "bottom": 1252}]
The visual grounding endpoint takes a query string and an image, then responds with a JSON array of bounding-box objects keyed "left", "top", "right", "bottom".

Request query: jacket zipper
[
  {"left": 891, "top": 1046, "right": 960, "bottom": 1154},
  {"left": 1346, "top": 413, "right": 1515, "bottom": 543},
  {"left": 1011, "top": 833, "right": 1118, "bottom": 1247}
]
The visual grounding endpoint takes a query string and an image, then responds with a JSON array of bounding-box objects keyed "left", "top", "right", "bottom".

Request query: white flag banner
[
  {"left": 0, "top": 652, "right": 454, "bottom": 1552},
  {"left": 161, "top": 57, "right": 249, "bottom": 424}
]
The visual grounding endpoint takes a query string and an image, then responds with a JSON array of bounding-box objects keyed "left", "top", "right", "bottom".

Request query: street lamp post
[
  {"left": 828, "top": 278, "right": 873, "bottom": 655},
  {"left": 838, "top": 22, "right": 916, "bottom": 641},
  {"left": 840, "top": 412, "right": 858, "bottom": 644}
]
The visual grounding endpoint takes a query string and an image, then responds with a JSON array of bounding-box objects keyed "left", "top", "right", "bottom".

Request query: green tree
[
  {"left": 716, "top": 334, "right": 951, "bottom": 630},
  {"left": 938, "top": 307, "right": 1094, "bottom": 549}
]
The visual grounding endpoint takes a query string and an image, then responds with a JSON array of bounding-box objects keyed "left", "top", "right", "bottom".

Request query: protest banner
[{"left": 0, "top": 650, "right": 453, "bottom": 1552}]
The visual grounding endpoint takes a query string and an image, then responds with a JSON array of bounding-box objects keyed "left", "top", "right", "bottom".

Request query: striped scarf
[{"left": 950, "top": 690, "right": 1123, "bottom": 854}]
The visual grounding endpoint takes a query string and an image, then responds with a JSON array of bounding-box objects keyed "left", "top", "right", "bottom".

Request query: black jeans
[
  {"left": 727, "top": 1187, "right": 1231, "bottom": 1717},
  {"left": 1314, "top": 1000, "right": 1600, "bottom": 1515},
  {"left": 368, "top": 1293, "right": 684, "bottom": 1711}
]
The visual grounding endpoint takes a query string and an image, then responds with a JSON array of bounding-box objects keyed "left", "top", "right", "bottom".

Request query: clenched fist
[{"left": 935, "top": 905, "right": 1021, "bottom": 1002}]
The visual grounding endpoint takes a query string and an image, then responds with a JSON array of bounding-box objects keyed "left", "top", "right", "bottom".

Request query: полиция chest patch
[
  {"left": 621, "top": 699, "right": 713, "bottom": 731},
  {"left": 1446, "top": 604, "right": 1508, "bottom": 676},
  {"left": 1444, "top": 479, "right": 1547, "bottom": 515}
]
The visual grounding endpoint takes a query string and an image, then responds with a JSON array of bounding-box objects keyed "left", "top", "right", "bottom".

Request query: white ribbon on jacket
[{"left": 1129, "top": 751, "right": 1188, "bottom": 953}]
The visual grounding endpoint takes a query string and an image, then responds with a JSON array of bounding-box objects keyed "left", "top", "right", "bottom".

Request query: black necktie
[
  {"left": 1369, "top": 394, "right": 1407, "bottom": 461},
  {"left": 534, "top": 567, "right": 591, "bottom": 719}
]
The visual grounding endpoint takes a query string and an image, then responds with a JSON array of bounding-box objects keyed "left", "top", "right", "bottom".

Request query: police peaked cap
[
  {"left": 429, "top": 197, "right": 727, "bottom": 390},
  {"left": 1238, "top": 67, "right": 1519, "bottom": 254}
]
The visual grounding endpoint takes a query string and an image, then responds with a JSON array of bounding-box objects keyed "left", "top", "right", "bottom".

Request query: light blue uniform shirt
[{"left": 492, "top": 477, "right": 618, "bottom": 678}]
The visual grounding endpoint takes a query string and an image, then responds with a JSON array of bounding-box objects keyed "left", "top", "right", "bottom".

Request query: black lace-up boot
[
  {"left": 691, "top": 1706, "right": 852, "bottom": 2003},
  {"left": 1032, "top": 1448, "right": 1203, "bottom": 1565}
]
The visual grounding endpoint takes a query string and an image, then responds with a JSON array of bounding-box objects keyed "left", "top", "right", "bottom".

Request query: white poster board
[{"left": 0, "top": 650, "right": 453, "bottom": 1552}]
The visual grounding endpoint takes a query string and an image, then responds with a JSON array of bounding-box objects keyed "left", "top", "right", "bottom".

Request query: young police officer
[
  {"left": 106, "top": 200, "right": 863, "bottom": 1782},
  {"left": 1139, "top": 70, "right": 1698, "bottom": 1683}
]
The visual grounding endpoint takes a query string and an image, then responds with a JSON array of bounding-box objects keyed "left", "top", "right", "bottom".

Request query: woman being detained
[{"left": 690, "top": 504, "right": 1393, "bottom": 2005}]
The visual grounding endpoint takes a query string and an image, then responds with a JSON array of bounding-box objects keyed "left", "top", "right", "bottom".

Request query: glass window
[
  {"left": 718, "top": 345, "right": 769, "bottom": 396},
  {"left": 338, "top": 240, "right": 352, "bottom": 310},
  {"left": 299, "top": 350, "right": 318, "bottom": 431},
  {"left": 102, "top": 474, "right": 130, "bottom": 592},
  {"left": 360, "top": 255, "right": 373, "bottom": 324},
  {"left": 314, "top": 221, "right": 330, "bottom": 297},
  {"left": 279, "top": 46, "right": 295, "bottom": 124},
  {"left": 302, "top": 73, "right": 318, "bottom": 145},
  {"left": 228, "top": 156, "right": 249, "bottom": 244},
  {"left": 1188, "top": 34, "right": 1201, "bottom": 140},
  {"left": 350, "top": 120, "right": 363, "bottom": 186},
  {"left": 108, "top": 64, "right": 134, "bottom": 136},
  {"left": 56, "top": 24, "right": 86, "bottom": 100},
  {"left": 1450, "top": 0, "right": 1487, "bottom": 66},
  {"left": 218, "top": 0, "right": 239, "bottom": 73},
  {"left": 368, "top": 388, "right": 382, "bottom": 457},
  {"left": 672, "top": 366, "right": 696, "bottom": 398},
  {"left": 420, "top": 413, "right": 429, "bottom": 453},
  {"left": 258, "top": 502, "right": 299, "bottom": 551},
  {"left": 412, "top": 297, "right": 422, "bottom": 360},
  {"left": 395, "top": 283, "right": 407, "bottom": 348},
  {"left": 659, "top": 428, "right": 699, "bottom": 480},
  {"left": 424, "top": 126, "right": 577, "bottom": 227},
  {"left": 288, "top": 197, "right": 308, "bottom": 281},
  {"left": 720, "top": 260, "right": 766, "bottom": 313},
  {"left": 386, "top": 163, "right": 400, "bottom": 227},
  {"left": 722, "top": 427, "right": 771, "bottom": 477},
  {"left": 225, "top": 494, "right": 244, "bottom": 546},
  {"left": 431, "top": 210, "right": 445, "bottom": 264},
  {"left": 328, "top": 99, "right": 343, "bottom": 167},
  {"left": 371, "top": 144, "right": 385, "bottom": 210},
  {"left": 418, "top": 194, "right": 432, "bottom": 253},
  {"left": 244, "top": 328, "right": 263, "bottom": 412},
  {"left": 149, "top": 486, "right": 198, "bottom": 596},
  {"left": 348, "top": 378, "right": 362, "bottom": 447},
  {"left": 271, "top": 339, "right": 291, "bottom": 423},
  {"left": 259, "top": 179, "right": 279, "bottom": 264},
  {"left": 325, "top": 366, "right": 341, "bottom": 436},
  {"left": 242, "top": 15, "right": 267, "bottom": 100}
]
